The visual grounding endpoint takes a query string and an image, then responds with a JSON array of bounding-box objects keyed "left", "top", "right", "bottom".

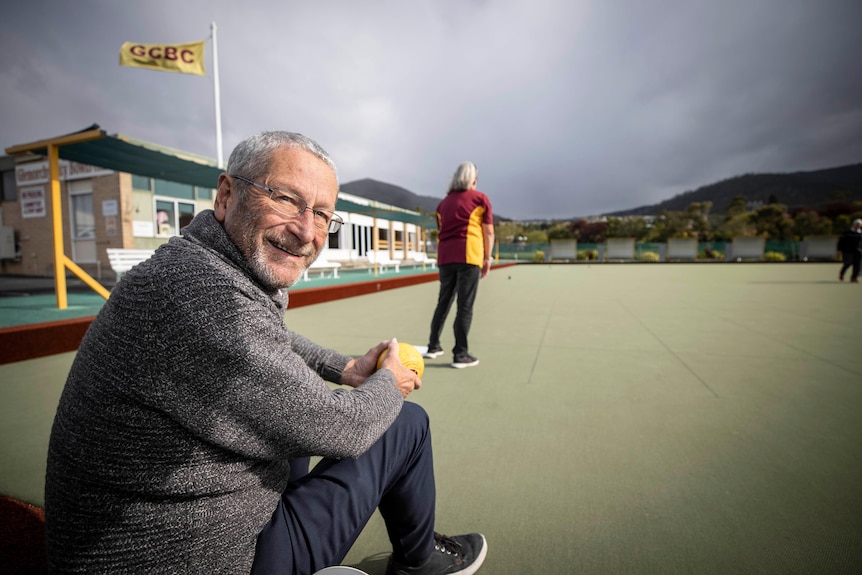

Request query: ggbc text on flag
[{"left": 119, "top": 40, "right": 206, "bottom": 76}]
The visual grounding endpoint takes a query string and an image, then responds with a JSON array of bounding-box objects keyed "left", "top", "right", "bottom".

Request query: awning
[
  {"left": 6, "top": 124, "right": 222, "bottom": 188},
  {"left": 335, "top": 196, "right": 435, "bottom": 226}
]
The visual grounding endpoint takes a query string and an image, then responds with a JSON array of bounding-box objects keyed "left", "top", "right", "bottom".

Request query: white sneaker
[
  {"left": 451, "top": 353, "right": 479, "bottom": 369},
  {"left": 423, "top": 345, "right": 444, "bottom": 359}
]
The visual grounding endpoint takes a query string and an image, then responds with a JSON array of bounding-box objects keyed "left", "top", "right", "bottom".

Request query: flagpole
[{"left": 211, "top": 21, "right": 224, "bottom": 168}]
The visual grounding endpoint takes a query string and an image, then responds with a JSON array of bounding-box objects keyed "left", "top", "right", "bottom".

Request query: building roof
[{"left": 5, "top": 124, "right": 221, "bottom": 188}]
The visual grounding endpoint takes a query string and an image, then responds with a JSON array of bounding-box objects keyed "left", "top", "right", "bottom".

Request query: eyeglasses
[{"left": 231, "top": 174, "right": 344, "bottom": 234}]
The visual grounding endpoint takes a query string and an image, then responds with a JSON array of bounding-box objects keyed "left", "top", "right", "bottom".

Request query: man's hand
[
  {"left": 341, "top": 340, "right": 388, "bottom": 388},
  {"left": 341, "top": 338, "right": 421, "bottom": 398},
  {"left": 380, "top": 339, "right": 422, "bottom": 398}
]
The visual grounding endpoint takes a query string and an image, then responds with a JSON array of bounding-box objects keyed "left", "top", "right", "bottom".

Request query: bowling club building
[{"left": 0, "top": 127, "right": 433, "bottom": 280}]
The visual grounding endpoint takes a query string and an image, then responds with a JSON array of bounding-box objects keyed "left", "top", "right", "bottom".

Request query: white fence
[
  {"left": 666, "top": 238, "right": 697, "bottom": 260},
  {"left": 606, "top": 238, "right": 635, "bottom": 260}
]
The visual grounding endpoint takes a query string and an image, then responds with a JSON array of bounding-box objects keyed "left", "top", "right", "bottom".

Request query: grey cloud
[{"left": 1, "top": 0, "right": 860, "bottom": 220}]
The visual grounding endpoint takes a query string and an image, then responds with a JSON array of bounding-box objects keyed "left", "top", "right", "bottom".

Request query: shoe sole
[
  {"left": 451, "top": 360, "right": 479, "bottom": 369},
  {"left": 457, "top": 534, "right": 488, "bottom": 575},
  {"left": 423, "top": 351, "right": 444, "bottom": 359}
]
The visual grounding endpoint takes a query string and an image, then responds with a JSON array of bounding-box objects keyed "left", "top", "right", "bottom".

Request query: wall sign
[
  {"left": 21, "top": 186, "right": 46, "bottom": 218},
  {"left": 15, "top": 160, "right": 113, "bottom": 185},
  {"left": 102, "top": 199, "right": 119, "bottom": 217}
]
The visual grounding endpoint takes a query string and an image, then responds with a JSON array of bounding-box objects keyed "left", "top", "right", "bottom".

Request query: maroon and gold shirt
[{"left": 435, "top": 188, "right": 493, "bottom": 266}]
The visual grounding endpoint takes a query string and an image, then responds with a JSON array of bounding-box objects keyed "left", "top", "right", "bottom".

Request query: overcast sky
[{"left": 2, "top": 0, "right": 860, "bottom": 219}]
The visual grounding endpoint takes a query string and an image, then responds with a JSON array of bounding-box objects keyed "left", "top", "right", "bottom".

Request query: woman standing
[{"left": 424, "top": 162, "right": 495, "bottom": 368}]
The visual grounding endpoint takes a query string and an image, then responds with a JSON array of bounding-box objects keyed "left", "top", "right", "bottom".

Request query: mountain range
[
  {"left": 609, "top": 162, "right": 862, "bottom": 216},
  {"left": 341, "top": 162, "right": 862, "bottom": 221}
]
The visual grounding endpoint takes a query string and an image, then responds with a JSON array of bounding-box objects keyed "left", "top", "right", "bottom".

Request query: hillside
[
  {"left": 608, "top": 163, "right": 862, "bottom": 216},
  {"left": 340, "top": 179, "right": 442, "bottom": 215},
  {"left": 340, "top": 178, "right": 511, "bottom": 223}
]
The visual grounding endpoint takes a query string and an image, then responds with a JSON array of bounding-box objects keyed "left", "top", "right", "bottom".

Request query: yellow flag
[{"left": 119, "top": 41, "right": 206, "bottom": 76}]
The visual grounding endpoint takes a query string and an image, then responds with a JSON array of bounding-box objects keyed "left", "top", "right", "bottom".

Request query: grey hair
[
  {"left": 854, "top": 218, "right": 862, "bottom": 228},
  {"left": 447, "top": 161, "right": 478, "bottom": 193},
  {"left": 226, "top": 131, "right": 338, "bottom": 196}
]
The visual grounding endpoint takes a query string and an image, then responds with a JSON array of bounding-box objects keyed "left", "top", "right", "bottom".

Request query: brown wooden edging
[
  {"left": 0, "top": 316, "right": 95, "bottom": 366},
  {"left": 0, "top": 266, "right": 516, "bottom": 366}
]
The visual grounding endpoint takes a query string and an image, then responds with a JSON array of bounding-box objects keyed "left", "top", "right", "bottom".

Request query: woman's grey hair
[
  {"left": 447, "top": 162, "right": 478, "bottom": 193},
  {"left": 854, "top": 218, "right": 862, "bottom": 228},
  {"left": 226, "top": 131, "right": 338, "bottom": 197}
]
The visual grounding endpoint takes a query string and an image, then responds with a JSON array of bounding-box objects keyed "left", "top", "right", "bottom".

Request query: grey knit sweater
[{"left": 45, "top": 210, "right": 404, "bottom": 573}]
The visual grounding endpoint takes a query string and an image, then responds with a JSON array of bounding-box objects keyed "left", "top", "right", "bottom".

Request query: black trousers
[
  {"left": 428, "top": 263, "right": 481, "bottom": 357},
  {"left": 252, "top": 403, "right": 436, "bottom": 575},
  {"left": 840, "top": 251, "right": 861, "bottom": 280}
]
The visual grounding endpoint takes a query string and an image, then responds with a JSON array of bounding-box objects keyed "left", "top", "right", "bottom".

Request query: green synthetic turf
[
  {"left": 2, "top": 263, "right": 860, "bottom": 573},
  {"left": 0, "top": 293, "right": 107, "bottom": 328}
]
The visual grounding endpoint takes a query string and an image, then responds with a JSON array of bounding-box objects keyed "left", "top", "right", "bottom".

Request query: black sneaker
[
  {"left": 424, "top": 345, "right": 444, "bottom": 359},
  {"left": 451, "top": 353, "right": 479, "bottom": 369},
  {"left": 386, "top": 532, "right": 487, "bottom": 575}
]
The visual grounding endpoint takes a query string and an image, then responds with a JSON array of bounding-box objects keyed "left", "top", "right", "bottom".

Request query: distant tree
[
  {"left": 526, "top": 230, "right": 548, "bottom": 244},
  {"left": 821, "top": 200, "right": 855, "bottom": 220},
  {"left": 547, "top": 223, "right": 575, "bottom": 240},
  {"left": 686, "top": 201, "right": 713, "bottom": 241},
  {"left": 714, "top": 214, "right": 756, "bottom": 241},
  {"left": 792, "top": 210, "right": 832, "bottom": 239},
  {"left": 749, "top": 203, "right": 793, "bottom": 240},
  {"left": 725, "top": 195, "right": 748, "bottom": 219},
  {"left": 788, "top": 206, "right": 812, "bottom": 218},
  {"left": 831, "top": 203, "right": 862, "bottom": 232},
  {"left": 628, "top": 201, "right": 716, "bottom": 242},
  {"left": 648, "top": 210, "right": 699, "bottom": 242},
  {"left": 496, "top": 222, "right": 525, "bottom": 243},
  {"left": 606, "top": 217, "right": 649, "bottom": 240},
  {"left": 570, "top": 219, "right": 608, "bottom": 243},
  {"left": 834, "top": 214, "right": 852, "bottom": 232},
  {"left": 643, "top": 217, "right": 669, "bottom": 242}
]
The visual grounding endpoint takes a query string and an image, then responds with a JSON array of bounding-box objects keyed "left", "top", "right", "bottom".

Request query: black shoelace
[{"left": 433, "top": 532, "right": 463, "bottom": 557}]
